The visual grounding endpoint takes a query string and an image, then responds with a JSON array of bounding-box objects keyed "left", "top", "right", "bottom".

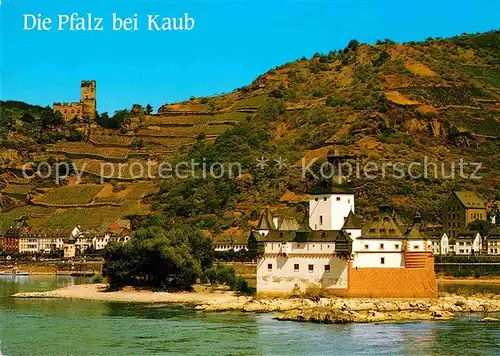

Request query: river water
[{"left": 1, "top": 276, "right": 499, "bottom": 355}]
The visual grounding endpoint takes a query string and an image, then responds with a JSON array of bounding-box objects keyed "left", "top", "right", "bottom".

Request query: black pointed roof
[
  {"left": 342, "top": 210, "right": 362, "bottom": 229},
  {"left": 278, "top": 216, "right": 300, "bottom": 231},
  {"left": 298, "top": 214, "right": 312, "bottom": 232},
  {"left": 255, "top": 208, "right": 276, "bottom": 230},
  {"left": 360, "top": 209, "right": 405, "bottom": 239},
  {"left": 310, "top": 151, "right": 356, "bottom": 195}
]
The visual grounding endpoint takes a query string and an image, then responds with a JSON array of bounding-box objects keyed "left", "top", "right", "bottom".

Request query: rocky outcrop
[
  {"left": 195, "top": 293, "right": 500, "bottom": 324},
  {"left": 275, "top": 308, "right": 454, "bottom": 324},
  {"left": 14, "top": 284, "right": 500, "bottom": 324},
  {"left": 195, "top": 293, "right": 500, "bottom": 314}
]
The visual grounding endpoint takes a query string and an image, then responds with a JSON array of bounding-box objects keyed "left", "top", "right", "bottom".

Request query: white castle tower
[{"left": 309, "top": 153, "right": 356, "bottom": 231}]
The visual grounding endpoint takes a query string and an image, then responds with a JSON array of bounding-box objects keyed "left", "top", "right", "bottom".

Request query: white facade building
[
  {"left": 213, "top": 243, "right": 248, "bottom": 252},
  {"left": 212, "top": 227, "right": 250, "bottom": 252},
  {"left": 309, "top": 193, "right": 355, "bottom": 230},
  {"left": 352, "top": 206, "right": 414, "bottom": 269},
  {"left": 17, "top": 228, "right": 73, "bottom": 254},
  {"left": 454, "top": 231, "right": 482, "bottom": 255},
  {"left": 430, "top": 232, "right": 449, "bottom": 255},
  {"left": 92, "top": 234, "right": 111, "bottom": 250},
  {"left": 251, "top": 228, "right": 352, "bottom": 293},
  {"left": 91, "top": 229, "right": 131, "bottom": 251},
  {"left": 250, "top": 194, "right": 432, "bottom": 294},
  {"left": 249, "top": 166, "right": 360, "bottom": 294},
  {"left": 487, "top": 228, "right": 500, "bottom": 255},
  {"left": 487, "top": 239, "right": 500, "bottom": 255},
  {"left": 249, "top": 154, "right": 434, "bottom": 296},
  {"left": 352, "top": 238, "right": 405, "bottom": 268},
  {"left": 18, "top": 237, "right": 39, "bottom": 254}
]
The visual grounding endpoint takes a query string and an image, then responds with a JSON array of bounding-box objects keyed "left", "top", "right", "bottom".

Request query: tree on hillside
[
  {"left": 347, "top": 39, "right": 359, "bottom": 50},
  {"left": 146, "top": 104, "right": 154, "bottom": 115},
  {"left": 467, "top": 220, "right": 492, "bottom": 238},
  {"left": 20, "top": 113, "right": 36, "bottom": 124},
  {"left": 97, "top": 112, "right": 110, "bottom": 126},
  {"left": 96, "top": 110, "right": 131, "bottom": 129},
  {"left": 40, "top": 109, "right": 64, "bottom": 129}
]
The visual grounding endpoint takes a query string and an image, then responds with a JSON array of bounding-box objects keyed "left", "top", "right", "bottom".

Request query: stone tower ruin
[
  {"left": 81, "top": 80, "right": 97, "bottom": 119},
  {"left": 53, "top": 80, "right": 97, "bottom": 121}
]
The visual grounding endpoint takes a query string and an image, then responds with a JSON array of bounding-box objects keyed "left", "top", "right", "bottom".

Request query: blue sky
[{"left": 1, "top": 0, "right": 499, "bottom": 114}]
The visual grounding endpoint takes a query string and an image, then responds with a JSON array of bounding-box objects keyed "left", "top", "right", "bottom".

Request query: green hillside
[
  {"left": 152, "top": 31, "right": 500, "bottom": 232},
  {"left": 1, "top": 31, "right": 499, "bottom": 235}
]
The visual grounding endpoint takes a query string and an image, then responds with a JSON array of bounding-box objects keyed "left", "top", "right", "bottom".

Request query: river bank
[
  {"left": 0, "top": 261, "right": 102, "bottom": 275},
  {"left": 11, "top": 283, "right": 500, "bottom": 324},
  {"left": 11, "top": 283, "right": 249, "bottom": 305},
  {"left": 437, "top": 277, "right": 500, "bottom": 284}
]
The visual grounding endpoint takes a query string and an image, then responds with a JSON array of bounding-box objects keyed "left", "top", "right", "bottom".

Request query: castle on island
[
  {"left": 53, "top": 80, "right": 97, "bottom": 121},
  {"left": 248, "top": 154, "right": 438, "bottom": 298}
]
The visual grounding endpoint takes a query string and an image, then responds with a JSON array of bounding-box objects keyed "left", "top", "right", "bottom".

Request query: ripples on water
[{"left": 1, "top": 276, "right": 499, "bottom": 355}]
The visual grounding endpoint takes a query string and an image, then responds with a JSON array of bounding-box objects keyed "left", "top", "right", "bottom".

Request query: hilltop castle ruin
[{"left": 53, "top": 80, "right": 97, "bottom": 121}]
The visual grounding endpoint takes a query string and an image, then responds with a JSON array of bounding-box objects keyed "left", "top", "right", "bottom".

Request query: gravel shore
[{"left": 12, "top": 283, "right": 250, "bottom": 305}]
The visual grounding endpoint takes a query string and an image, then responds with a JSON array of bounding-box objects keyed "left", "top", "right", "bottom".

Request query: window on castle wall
[
  {"left": 380, "top": 244, "right": 384, "bottom": 249},
  {"left": 336, "top": 197, "right": 341, "bottom": 201},
  {"left": 364, "top": 244, "right": 369, "bottom": 250},
  {"left": 320, "top": 216, "right": 323, "bottom": 225},
  {"left": 315, "top": 198, "right": 318, "bottom": 202},
  {"left": 308, "top": 264, "right": 314, "bottom": 272},
  {"left": 294, "top": 264, "right": 299, "bottom": 272},
  {"left": 267, "top": 264, "right": 272, "bottom": 271},
  {"left": 380, "top": 257, "right": 385, "bottom": 265},
  {"left": 323, "top": 197, "right": 327, "bottom": 201},
  {"left": 324, "top": 265, "right": 330, "bottom": 272}
]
